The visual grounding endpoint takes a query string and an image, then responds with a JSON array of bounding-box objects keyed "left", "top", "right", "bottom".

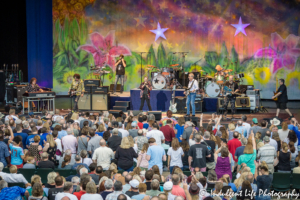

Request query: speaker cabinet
[
  {"left": 174, "top": 96, "right": 202, "bottom": 113},
  {"left": 235, "top": 97, "right": 250, "bottom": 108},
  {"left": 14, "top": 85, "right": 27, "bottom": 102},
  {"left": 110, "top": 84, "right": 121, "bottom": 92},
  {"left": 78, "top": 94, "right": 91, "bottom": 110},
  {"left": 147, "top": 111, "right": 162, "bottom": 121},
  {"left": 92, "top": 94, "right": 110, "bottom": 110}
]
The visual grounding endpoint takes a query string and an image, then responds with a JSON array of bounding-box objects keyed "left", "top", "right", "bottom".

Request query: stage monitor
[{"left": 148, "top": 111, "right": 162, "bottom": 121}]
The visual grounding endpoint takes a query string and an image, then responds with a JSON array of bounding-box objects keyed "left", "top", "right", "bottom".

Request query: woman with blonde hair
[
  {"left": 234, "top": 171, "right": 248, "bottom": 188},
  {"left": 70, "top": 112, "right": 79, "bottom": 123},
  {"left": 175, "top": 117, "right": 185, "bottom": 142},
  {"left": 26, "top": 175, "right": 47, "bottom": 200},
  {"left": 228, "top": 123, "right": 235, "bottom": 141},
  {"left": 278, "top": 122, "right": 289, "bottom": 141},
  {"left": 137, "top": 143, "right": 149, "bottom": 170},
  {"left": 277, "top": 142, "right": 291, "bottom": 173},
  {"left": 96, "top": 123, "right": 105, "bottom": 137},
  {"left": 255, "top": 132, "right": 262, "bottom": 148},
  {"left": 43, "top": 134, "right": 57, "bottom": 164},
  {"left": 42, "top": 122, "right": 51, "bottom": 133},
  {"left": 109, "top": 163, "right": 118, "bottom": 174},
  {"left": 272, "top": 132, "right": 281, "bottom": 152},
  {"left": 128, "top": 135, "right": 138, "bottom": 152},
  {"left": 167, "top": 138, "right": 184, "bottom": 173},
  {"left": 115, "top": 137, "right": 138, "bottom": 171},
  {"left": 81, "top": 181, "right": 102, "bottom": 200},
  {"left": 237, "top": 131, "right": 257, "bottom": 175}
]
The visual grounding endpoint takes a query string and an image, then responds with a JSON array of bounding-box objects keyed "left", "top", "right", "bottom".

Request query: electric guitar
[
  {"left": 273, "top": 77, "right": 278, "bottom": 101},
  {"left": 169, "top": 85, "right": 177, "bottom": 113},
  {"left": 185, "top": 80, "right": 195, "bottom": 96},
  {"left": 223, "top": 86, "right": 245, "bottom": 96}
]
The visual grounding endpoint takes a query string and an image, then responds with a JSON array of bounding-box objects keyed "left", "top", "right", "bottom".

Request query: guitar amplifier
[
  {"left": 175, "top": 96, "right": 202, "bottom": 113},
  {"left": 92, "top": 86, "right": 109, "bottom": 94},
  {"left": 235, "top": 97, "right": 250, "bottom": 108},
  {"left": 92, "top": 93, "right": 110, "bottom": 110},
  {"left": 78, "top": 93, "right": 91, "bottom": 110},
  {"left": 14, "top": 85, "right": 27, "bottom": 102},
  {"left": 84, "top": 79, "right": 100, "bottom": 87}
]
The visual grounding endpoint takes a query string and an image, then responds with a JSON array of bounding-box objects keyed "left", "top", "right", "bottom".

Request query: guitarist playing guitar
[
  {"left": 272, "top": 78, "right": 293, "bottom": 119},
  {"left": 223, "top": 75, "right": 239, "bottom": 119},
  {"left": 69, "top": 74, "right": 85, "bottom": 112},
  {"left": 184, "top": 73, "right": 198, "bottom": 117}
]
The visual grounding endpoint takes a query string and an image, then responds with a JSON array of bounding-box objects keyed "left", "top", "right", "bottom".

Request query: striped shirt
[{"left": 257, "top": 144, "right": 277, "bottom": 165}]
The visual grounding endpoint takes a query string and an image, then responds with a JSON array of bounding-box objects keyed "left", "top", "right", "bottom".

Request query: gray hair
[
  {"left": 241, "top": 138, "right": 247, "bottom": 145},
  {"left": 148, "top": 114, "right": 156, "bottom": 121},
  {"left": 204, "top": 131, "right": 210, "bottom": 139},
  {"left": 66, "top": 128, "right": 73, "bottom": 135},
  {"left": 59, "top": 119, "right": 65, "bottom": 125},
  {"left": 56, "top": 117, "right": 62, "bottom": 123},
  {"left": 75, "top": 155, "right": 81, "bottom": 162},
  {"left": 172, "top": 174, "right": 180, "bottom": 185},
  {"left": 15, "top": 119, "right": 22, "bottom": 125},
  {"left": 64, "top": 149, "right": 72, "bottom": 156},
  {"left": 103, "top": 117, "right": 109, "bottom": 123},
  {"left": 0, "top": 180, "right": 8, "bottom": 191},
  {"left": 0, "top": 162, "right": 3, "bottom": 172},
  {"left": 104, "top": 179, "right": 114, "bottom": 189},
  {"left": 185, "top": 121, "right": 193, "bottom": 127},
  {"left": 71, "top": 176, "right": 80, "bottom": 184},
  {"left": 195, "top": 134, "right": 201, "bottom": 143},
  {"left": 41, "top": 152, "right": 48, "bottom": 159},
  {"left": 80, "top": 167, "right": 88, "bottom": 175},
  {"left": 100, "top": 139, "right": 106, "bottom": 146},
  {"left": 22, "top": 121, "right": 29, "bottom": 128},
  {"left": 112, "top": 128, "right": 119, "bottom": 135},
  {"left": 63, "top": 182, "right": 73, "bottom": 192},
  {"left": 114, "top": 181, "right": 123, "bottom": 191},
  {"left": 91, "top": 125, "right": 97, "bottom": 131}
]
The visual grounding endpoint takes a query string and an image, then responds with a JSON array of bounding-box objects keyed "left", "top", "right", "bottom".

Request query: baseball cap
[
  {"left": 163, "top": 181, "right": 173, "bottom": 190},
  {"left": 189, "top": 183, "right": 200, "bottom": 195},
  {"left": 252, "top": 118, "right": 258, "bottom": 124},
  {"left": 129, "top": 179, "right": 139, "bottom": 188},
  {"left": 228, "top": 183, "right": 237, "bottom": 192},
  {"left": 263, "top": 136, "right": 270, "bottom": 143}
]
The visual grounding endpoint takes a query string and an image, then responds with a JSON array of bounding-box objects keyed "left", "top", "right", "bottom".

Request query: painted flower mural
[
  {"left": 254, "top": 33, "right": 300, "bottom": 73},
  {"left": 77, "top": 31, "right": 131, "bottom": 70},
  {"left": 254, "top": 67, "right": 271, "bottom": 85}
]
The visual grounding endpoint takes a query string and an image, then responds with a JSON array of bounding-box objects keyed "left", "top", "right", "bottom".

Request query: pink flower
[
  {"left": 77, "top": 31, "right": 131, "bottom": 70},
  {"left": 254, "top": 32, "right": 300, "bottom": 73}
]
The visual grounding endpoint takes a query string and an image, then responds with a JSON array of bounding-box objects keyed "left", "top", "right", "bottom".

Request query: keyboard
[{"left": 23, "top": 91, "right": 56, "bottom": 97}]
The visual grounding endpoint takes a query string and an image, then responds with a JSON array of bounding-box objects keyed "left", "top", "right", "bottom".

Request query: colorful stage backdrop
[{"left": 52, "top": 0, "right": 300, "bottom": 99}]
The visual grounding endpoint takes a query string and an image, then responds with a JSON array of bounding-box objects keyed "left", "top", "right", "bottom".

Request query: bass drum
[
  {"left": 205, "top": 82, "right": 220, "bottom": 97},
  {"left": 152, "top": 74, "right": 168, "bottom": 89}
]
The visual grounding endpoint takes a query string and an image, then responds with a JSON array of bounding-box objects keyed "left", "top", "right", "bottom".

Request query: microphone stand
[{"left": 137, "top": 52, "right": 151, "bottom": 85}]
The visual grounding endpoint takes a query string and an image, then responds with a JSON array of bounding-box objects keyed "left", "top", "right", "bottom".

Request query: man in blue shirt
[
  {"left": 26, "top": 127, "right": 44, "bottom": 148},
  {"left": 0, "top": 180, "right": 29, "bottom": 199},
  {"left": 146, "top": 138, "right": 166, "bottom": 175},
  {"left": 58, "top": 124, "right": 68, "bottom": 139},
  {"left": 0, "top": 131, "right": 10, "bottom": 167},
  {"left": 22, "top": 121, "right": 31, "bottom": 134},
  {"left": 14, "top": 124, "right": 28, "bottom": 149},
  {"left": 235, "top": 120, "right": 247, "bottom": 138},
  {"left": 40, "top": 127, "right": 49, "bottom": 142},
  {"left": 71, "top": 155, "right": 89, "bottom": 170}
]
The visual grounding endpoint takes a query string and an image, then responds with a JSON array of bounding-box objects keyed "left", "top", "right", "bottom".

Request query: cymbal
[
  {"left": 173, "top": 67, "right": 182, "bottom": 70},
  {"left": 205, "top": 75, "right": 213, "bottom": 78},
  {"left": 147, "top": 65, "right": 156, "bottom": 68},
  {"left": 169, "top": 64, "right": 180, "bottom": 67},
  {"left": 223, "top": 69, "right": 233, "bottom": 73}
]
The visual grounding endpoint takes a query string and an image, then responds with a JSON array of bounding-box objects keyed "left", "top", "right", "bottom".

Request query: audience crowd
[{"left": 0, "top": 108, "right": 300, "bottom": 200}]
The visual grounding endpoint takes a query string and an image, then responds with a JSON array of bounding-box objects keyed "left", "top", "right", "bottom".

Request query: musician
[
  {"left": 184, "top": 73, "right": 198, "bottom": 117},
  {"left": 26, "top": 78, "right": 43, "bottom": 93},
  {"left": 69, "top": 74, "right": 84, "bottom": 112},
  {"left": 139, "top": 77, "right": 152, "bottom": 111},
  {"left": 272, "top": 79, "right": 293, "bottom": 119},
  {"left": 113, "top": 54, "right": 126, "bottom": 94},
  {"left": 223, "top": 75, "right": 239, "bottom": 118}
]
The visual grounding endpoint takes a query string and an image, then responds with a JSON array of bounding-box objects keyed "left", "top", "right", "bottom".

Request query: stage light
[
  {"left": 231, "top": 17, "right": 250, "bottom": 36},
  {"left": 150, "top": 22, "right": 169, "bottom": 41}
]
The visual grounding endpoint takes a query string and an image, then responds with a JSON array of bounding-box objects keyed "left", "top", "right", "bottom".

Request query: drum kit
[
  {"left": 200, "top": 69, "right": 244, "bottom": 98},
  {"left": 146, "top": 64, "right": 182, "bottom": 90}
]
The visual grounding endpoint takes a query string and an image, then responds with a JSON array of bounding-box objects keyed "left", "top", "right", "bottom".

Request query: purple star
[
  {"left": 231, "top": 17, "right": 250, "bottom": 36},
  {"left": 150, "top": 22, "right": 169, "bottom": 41}
]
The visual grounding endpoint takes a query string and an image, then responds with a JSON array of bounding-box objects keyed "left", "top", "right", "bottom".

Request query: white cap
[
  {"left": 129, "top": 179, "right": 139, "bottom": 188},
  {"left": 163, "top": 181, "right": 173, "bottom": 190}
]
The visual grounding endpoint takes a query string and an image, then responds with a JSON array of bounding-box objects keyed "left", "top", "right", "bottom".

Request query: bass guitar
[
  {"left": 223, "top": 86, "right": 245, "bottom": 96},
  {"left": 184, "top": 80, "right": 195, "bottom": 96}
]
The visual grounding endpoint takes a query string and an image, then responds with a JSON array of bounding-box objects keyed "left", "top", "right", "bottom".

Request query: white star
[
  {"left": 134, "top": 14, "right": 147, "bottom": 27},
  {"left": 231, "top": 17, "right": 250, "bottom": 36},
  {"left": 150, "top": 22, "right": 169, "bottom": 41}
]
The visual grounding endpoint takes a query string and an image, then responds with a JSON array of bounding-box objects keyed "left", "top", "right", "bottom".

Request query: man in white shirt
[
  {"left": 92, "top": 139, "right": 114, "bottom": 170},
  {"left": 5, "top": 109, "right": 18, "bottom": 121},
  {"left": 55, "top": 181, "right": 77, "bottom": 200},
  {"left": 146, "top": 123, "right": 165, "bottom": 146},
  {"left": 184, "top": 73, "right": 198, "bottom": 117},
  {"left": 266, "top": 131, "right": 278, "bottom": 151},
  {"left": 0, "top": 164, "right": 30, "bottom": 187},
  {"left": 241, "top": 115, "right": 251, "bottom": 137},
  {"left": 61, "top": 129, "right": 78, "bottom": 154},
  {"left": 118, "top": 122, "right": 129, "bottom": 138}
]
